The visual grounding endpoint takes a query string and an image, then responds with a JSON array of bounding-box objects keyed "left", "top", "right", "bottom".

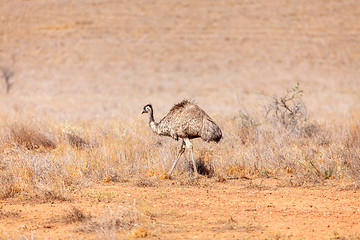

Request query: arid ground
[
  {"left": 1, "top": 0, "right": 360, "bottom": 239},
  {"left": 1, "top": 179, "right": 360, "bottom": 239}
]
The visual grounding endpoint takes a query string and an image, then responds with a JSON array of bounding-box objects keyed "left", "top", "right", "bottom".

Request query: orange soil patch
[{"left": 1, "top": 179, "right": 359, "bottom": 239}]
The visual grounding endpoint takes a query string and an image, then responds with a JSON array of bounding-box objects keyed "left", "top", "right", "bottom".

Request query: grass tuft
[
  {"left": 7, "top": 122, "right": 56, "bottom": 150},
  {"left": 129, "top": 227, "right": 151, "bottom": 238},
  {"left": 65, "top": 131, "right": 91, "bottom": 149},
  {"left": 63, "top": 206, "right": 89, "bottom": 224},
  {"left": 76, "top": 206, "right": 137, "bottom": 233}
]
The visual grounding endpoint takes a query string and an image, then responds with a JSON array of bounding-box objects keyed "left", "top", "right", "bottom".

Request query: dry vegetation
[
  {"left": 1, "top": 0, "right": 360, "bottom": 239},
  {"left": 0, "top": 84, "right": 359, "bottom": 201}
]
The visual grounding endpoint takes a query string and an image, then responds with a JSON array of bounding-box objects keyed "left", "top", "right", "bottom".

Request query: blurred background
[{"left": 1, "top": 0, "right": 359, "bottom": 121}]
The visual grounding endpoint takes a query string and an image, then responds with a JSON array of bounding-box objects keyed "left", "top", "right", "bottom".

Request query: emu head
[{"left": 142, "top": 104, "right": 153, "bottom": 114}]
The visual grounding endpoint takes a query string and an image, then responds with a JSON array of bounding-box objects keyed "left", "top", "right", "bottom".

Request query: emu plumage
[{"left": 142, "top": 100, "right": 222, "bottom": 177}]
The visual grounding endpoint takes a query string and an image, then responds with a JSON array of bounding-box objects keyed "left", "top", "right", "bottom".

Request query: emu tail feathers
[{"left": 201, "top": 118, "right": 222, "bottom": 143}]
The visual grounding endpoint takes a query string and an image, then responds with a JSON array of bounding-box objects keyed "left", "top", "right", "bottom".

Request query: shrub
[
  {"left": 7, "top": 122, "right": 56, "bottom": 150},
  {"left": 264, "top": 83, "right": 318, "bottom": 137}
]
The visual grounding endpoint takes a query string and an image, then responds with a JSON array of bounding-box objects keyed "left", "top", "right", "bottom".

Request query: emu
[{"left": 142, "top": 100, "right": 222, "bottom": 177}]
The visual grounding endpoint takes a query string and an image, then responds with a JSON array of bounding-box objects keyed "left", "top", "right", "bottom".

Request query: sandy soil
[{"left": 1, "top": 179, "right": 359, "bottom": 239}]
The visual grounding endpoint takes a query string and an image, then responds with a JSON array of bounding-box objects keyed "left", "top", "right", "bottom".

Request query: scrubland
[
  {"left": 0, "top": 85, "right": 360, "bottom": 201},
  {"left": 1, "top": 0, "right": 360, "bottom": 239}
]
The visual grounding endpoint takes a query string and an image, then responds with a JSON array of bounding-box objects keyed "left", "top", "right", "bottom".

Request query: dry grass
[
  {"left": 0, "top": 206, "right": 20, "bottom": 219},
  {"left": 0, "top": 89, "right": 360, "bottom": 200},
  {"left": 129, "top": 227, "right": 151, "bottom": 238},
  {"left": 75, "top": 205, "right": 139, "bottom": 236},
  {"left": 62, "top": 206, "right": 89, "bottom": 224},
  {"left": 46, "top": 203, "right": 151, "bottom": 239},
  {"left": 7, "top": 122, "right": 57, "bottom": 150}
]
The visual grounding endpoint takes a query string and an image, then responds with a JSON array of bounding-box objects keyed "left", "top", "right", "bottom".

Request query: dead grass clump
[
  {"left": 176, "top": 177, "right": 209, "bottom": 187},
  {"left": 63, "top": 206, "right": 89, "bottom": 224},
  {"left": 0, "top": 172, "right": 16, "bottom": 198},
  {"left": 103, "top": 173, "right": 129, "bottom": 183},
  {"left": 286, "top": 171, "right": 323, "bottom": 187},
  {"left": 345, "top": 121, "right": 360, "bottom": 185},
  {"left": 346, "top": 121, "right": 360, "bottom": 149},
  {"left": 129, "top": 227, "right": 151, "bottom": 238},
  {"left": 0, "top": 148, "right": 87, "bottom": 200},
  {"left": 76, "top": 207, "right": 137, "bottom": 233},
  {"left": 135, "top": 177, "right": 158, "bottom": 187},
  {"left": 65, "top": 131, "right": 90, "bottom": 149},
  {"left": 40, "top": 189, "right": 69, "bottom": 202},
  {"left": 236, "top": 108, "right": 260, "bottom": 144},
  {"left": 245, "top": 179, "right": 269, "bottom": 190},
  {"left": 349, "top": 156, "right": 360, "bottom": 185},
  {"left": 7, "top": 122, "right": 56, "bottom": 150},
  {"left": 0, "top": 206, "right": 20, "bottom": 219},
  {"left": 63, "top": 130, "right": 97, "bottom": 149}
]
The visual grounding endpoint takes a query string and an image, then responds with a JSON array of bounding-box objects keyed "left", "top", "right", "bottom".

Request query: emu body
[{"left": 142, "top": 100, "right": 222, "bottom": 177}]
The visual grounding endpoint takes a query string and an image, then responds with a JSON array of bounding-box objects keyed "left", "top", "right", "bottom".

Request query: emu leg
[
  {"left": 184, "top": 138, "right": 198, "bottom": 177},
  {"left": 168, "top": 140, "right": 185, "bottom": 177}
]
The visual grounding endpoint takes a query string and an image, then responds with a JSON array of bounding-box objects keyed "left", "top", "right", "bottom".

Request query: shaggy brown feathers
[
  {"left": 169, "top": 99, "right": 193, "bottom": 112},
  {"left": 142, "top": 100, "right": 222, "bottom": 177},
  {"left": 143, "top": 100, "right": 222, "bottom": 142}
]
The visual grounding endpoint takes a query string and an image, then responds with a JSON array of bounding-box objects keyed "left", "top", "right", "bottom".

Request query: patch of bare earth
[{"left": 0, "top": 179, "right": 359, "bottom": 239}]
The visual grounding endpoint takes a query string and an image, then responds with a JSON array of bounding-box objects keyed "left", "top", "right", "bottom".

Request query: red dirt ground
[{"left": 1, "top": 179, "right": 359, "bottom": 239}]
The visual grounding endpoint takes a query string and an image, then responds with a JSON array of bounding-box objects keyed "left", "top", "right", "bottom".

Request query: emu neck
[{"left": 148, "top": 111, "right": 158, "bottom": 133}]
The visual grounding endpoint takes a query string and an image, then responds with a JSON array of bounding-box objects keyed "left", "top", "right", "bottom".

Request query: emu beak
[{"left": 142, "top": 110, "right": 145, "bottom": 114}]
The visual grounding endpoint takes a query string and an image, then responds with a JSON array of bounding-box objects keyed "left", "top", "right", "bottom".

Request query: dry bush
[
  {"left": 236, "top": 108, "right": 260, "bottom": 145},
  {"left": 62, "top": 127, "right": 98, "bottom": 149},
  {"left": 264, "top": 83, "right": 319, "bottom": 137},
  {"left": 218, "top": 84, "right": 345, "bottom": 185},
  {"left": 176, "top": 177, "right": 203, "bottom": 187},
  {"left": 7, "top": 122, "right": 57, "bottom": 150},
  {"left": 0, "top": 152, "right": 78, "bottom": 201},
  {"left": 135, "top": 177, "right": 158, "bottom": 187},
  {"left": 52, "top": 203, "right": 151, "bottom": 239},
  {"left": 76, "top": 206, "right": 138, "bottom": 234},
  {"left": 65, "top": 131, "right": 91, "bottom": 149},
  {"left": 344, "top": 120, "right": 360, "bottom": 185},
  {"left": 63, "top": 206, "right": 90, "bottom": 224},
  {"left": 0, "top": 121, "right": 85, "bottom": 200},
  {"left": 0, "top": 66, "right": 15, "bottom": 94},
  {"left": 75, "top": 201, "right": 154, "bottom": 239},
  {"left": 0, "top": 171, "right": 16, "bottom": 198}
]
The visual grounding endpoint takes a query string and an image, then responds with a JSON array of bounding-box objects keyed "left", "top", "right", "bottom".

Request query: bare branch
[
  {"left": 264, "top": 83, "right": 317, "bottom": 137},
  {"left": 0, "top": 66, "right": 15, "bottom": 94}
]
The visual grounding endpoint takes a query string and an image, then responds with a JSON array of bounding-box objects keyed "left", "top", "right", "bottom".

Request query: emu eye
[{"left": 146, "top": 106, "right": 151, "bottom": 111}]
